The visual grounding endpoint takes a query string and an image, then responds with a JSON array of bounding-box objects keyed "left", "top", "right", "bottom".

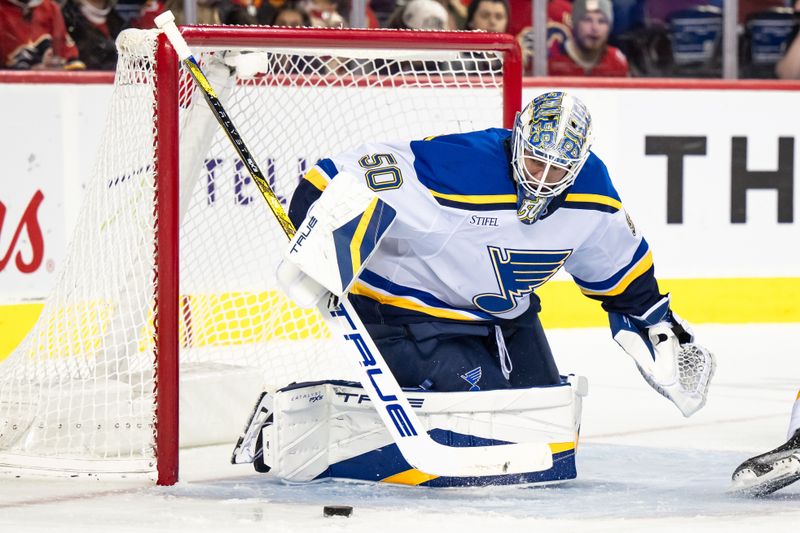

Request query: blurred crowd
[{"left": 1, "top": 0, "right": 799, "bottom": 79}]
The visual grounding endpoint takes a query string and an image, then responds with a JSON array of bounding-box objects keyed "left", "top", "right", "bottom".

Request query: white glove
[
  {"left": 282, "top": 170, "right": 397, "bottom": 298},
  {"left": 610, "top": 296, "right": 716, "bottom": 417}
]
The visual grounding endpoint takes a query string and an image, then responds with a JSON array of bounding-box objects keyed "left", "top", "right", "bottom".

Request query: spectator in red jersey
[
  {"left": 62, "top": 0, "right": 125, "bottom": 70},
  {"left": 548, "top": 0, "right": 629, "bottom": 76},
  {"left": 0, "top": 0, "right": 85, "bottom": 69},
  {"left": 464, "top": 0, "right": 509, "bottom": 33}
]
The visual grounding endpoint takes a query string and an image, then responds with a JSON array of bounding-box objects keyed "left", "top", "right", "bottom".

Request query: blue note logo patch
[
  {"left": 460, "top": 367, "right": 482, "bottom": 391},
  {"left": 473, "top": 247, "right": 572, "bottom": 314}
]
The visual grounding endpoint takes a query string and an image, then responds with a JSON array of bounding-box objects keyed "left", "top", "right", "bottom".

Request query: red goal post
[{"left": 0, "top": 26, "right": 522, "bottom": 486}]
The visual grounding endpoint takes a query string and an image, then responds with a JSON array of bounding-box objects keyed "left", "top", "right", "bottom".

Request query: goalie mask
[{"left": 511, "top": 92, "right": 594, "bottom": 221}]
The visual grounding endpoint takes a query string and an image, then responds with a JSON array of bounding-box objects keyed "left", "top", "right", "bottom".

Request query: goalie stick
[{"left": 154, "top": 11, "right": 554, "bottom": 477}]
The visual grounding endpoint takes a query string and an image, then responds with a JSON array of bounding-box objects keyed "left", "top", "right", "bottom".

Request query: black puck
[{"left": 323, "top": 505, "right": 353, "bottom": 517}]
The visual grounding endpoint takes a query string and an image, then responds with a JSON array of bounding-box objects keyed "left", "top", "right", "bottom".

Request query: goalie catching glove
[{"left": 609, "top": 295, "right": 715, "bottom": 417}]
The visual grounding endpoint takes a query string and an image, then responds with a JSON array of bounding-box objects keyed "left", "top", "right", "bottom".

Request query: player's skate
[
  {"left": 231, "top": 392, "right": 274, "bottom": 473},
  {"left": 730, "top": 429, "right": 800, "bottom": 496}
]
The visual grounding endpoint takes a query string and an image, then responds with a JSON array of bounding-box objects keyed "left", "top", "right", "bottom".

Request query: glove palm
[{"left": 610, "top": 296, "right": 715, "bottom": 417}]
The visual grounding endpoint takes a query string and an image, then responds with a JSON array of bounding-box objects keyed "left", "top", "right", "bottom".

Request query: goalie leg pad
[{"left": 233, "top": 377, "right": 588, "bottom": 487}]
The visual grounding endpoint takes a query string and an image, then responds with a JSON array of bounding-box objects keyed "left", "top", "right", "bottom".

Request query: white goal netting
[{"left": 0, "top": 27, "right": 509, "bottom": 478}]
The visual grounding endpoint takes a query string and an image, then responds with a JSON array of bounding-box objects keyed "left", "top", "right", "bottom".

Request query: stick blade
[{"left": 408, "top": 440, "right": 554, "bottom": 478}]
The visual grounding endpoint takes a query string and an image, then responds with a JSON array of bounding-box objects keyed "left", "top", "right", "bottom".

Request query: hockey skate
[
  {"left": 730, "top": 429, "right": 800, "bottom": 496},
  {"left": 231, "top": 392, "right": 274, "bottom": 473}
]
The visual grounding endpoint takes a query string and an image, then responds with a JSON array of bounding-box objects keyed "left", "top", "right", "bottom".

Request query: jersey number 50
[{"left": 358, "top": 153, "right": 403, "bottom": 191}]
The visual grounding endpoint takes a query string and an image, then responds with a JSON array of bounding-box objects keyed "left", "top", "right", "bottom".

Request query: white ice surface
[{"left": 2, "top": 324, "right": 799, "bottom": 532}]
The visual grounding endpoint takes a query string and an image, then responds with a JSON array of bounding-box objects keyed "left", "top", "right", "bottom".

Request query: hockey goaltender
[{"left": 231, "top": 91, "right": 717, "bottom": 487}]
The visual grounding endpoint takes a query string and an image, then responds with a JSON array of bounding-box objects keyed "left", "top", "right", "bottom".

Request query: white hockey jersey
[{"left": 289, "top": 128, "right": 659, "bottom": 324}]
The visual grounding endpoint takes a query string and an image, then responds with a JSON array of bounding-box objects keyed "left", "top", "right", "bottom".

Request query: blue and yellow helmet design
[{"left": 511, "top": 91, "right": 594, "bottom": 199}]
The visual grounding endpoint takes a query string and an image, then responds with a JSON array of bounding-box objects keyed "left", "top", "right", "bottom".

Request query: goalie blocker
[
  {"left": 232, "top": 376, "right": 588, "bottom": 486},
  {"left": 276, "top": 169, "right": 396, "bottom": 307}
]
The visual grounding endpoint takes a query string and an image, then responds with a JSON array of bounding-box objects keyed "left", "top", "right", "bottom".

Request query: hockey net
[{"left": 0, "top": 26, "right": 520, "bottom": 484}]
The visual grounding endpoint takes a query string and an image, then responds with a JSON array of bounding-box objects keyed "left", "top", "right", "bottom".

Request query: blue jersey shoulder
[
  {"left": 569, "top": 152, "right": 621, "bottom": 202},
  {"left": 409, "top": 128, "right": 515, "bottom": 196}
]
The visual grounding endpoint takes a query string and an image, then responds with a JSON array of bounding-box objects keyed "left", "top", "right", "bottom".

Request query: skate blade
[
  {"left": 728, "top": 454, "right": 800, "bottom": 496},
  {"left": 231, "top": 391, "right": 272, "bottom": 465}
]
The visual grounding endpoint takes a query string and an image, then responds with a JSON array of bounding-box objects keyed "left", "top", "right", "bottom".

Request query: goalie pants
[{"left": 355, "top": 299, "right": 561, "bottom": 392}]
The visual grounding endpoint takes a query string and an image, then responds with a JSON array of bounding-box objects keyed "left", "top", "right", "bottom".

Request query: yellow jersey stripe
[
  {"left": 565, "top": 193, "right": 622, "bottom": 210},
  {"left": 304, "top": 168, "right": 329, "bottom": 192},
  {"left": 350, "top": 283, "right": 481, "bottom": 321},
  {"left": 350, "top": 198, "right": 379, "bottom": 277},
  {"left": 428, "top": 190, "right": 517, "bottom": 204},
  {"left": 381, "top": 469, "right": 438, "bottom": 485},
  {"left": 580, "top": 250, "right": 654, "bottom": 297}
]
